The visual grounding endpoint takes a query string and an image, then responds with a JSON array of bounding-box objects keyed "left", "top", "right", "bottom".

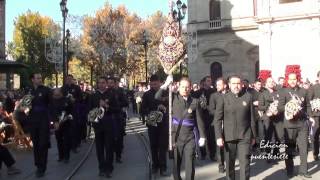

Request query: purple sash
[{"left": 172, "top": 117, "right": 200, "bottom": 153}]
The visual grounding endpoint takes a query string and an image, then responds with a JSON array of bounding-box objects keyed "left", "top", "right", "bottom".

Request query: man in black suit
[
  {"left": 214, "top": 75, "right": 256, "bottom": 180},
  {"left": 141, "top": 75, "right": 169, "bottom": 176},
  {"left": 309, "top": 71, "right": 320, "bottom": 161},
  {"left": 156, "top": 76, "right": 206, "bottom": 180},
  {"left": 192, "top": 76, "right": 216, "bottom": 161},
  {"left": 258, "top": 77, "right": 283, "bottom": 162},
  {"left": 61, "top": 75, "right": 82, "bottom": 153},
  {"left": 208, "top": 77, "right": 228, "bottom": 173},
  {"left": 278, "top": 73, "right": 313, "bottom": 178},
  {"left": 89, "top": 77, "right": 113, "bottom": 178},
  {"left": 27, "top": 73, "right": 52, "bottom": 178}
]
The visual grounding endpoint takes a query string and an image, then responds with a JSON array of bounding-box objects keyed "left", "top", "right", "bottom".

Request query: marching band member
[
  {"left": 27, "top": 73, "right": 52, "bottom": 178},
  {"left": 50, "top": 88, "right": 73, "bottom": 163},
  {"left": 278, "top": 72, "right": 314, "bottom": 178},
  {"left": 61, "top": 75, "right": 82, "bottom": 153},
  {"left": 141, "top": 75, "right": 169, "bottom": 176},
  {"left": 308, "top": 71, "right": 320, "bottom": 161},
  {"left": 88, "top": 77, "right": 113, "bottom": 178},
  {"left": 258, "top": 77, "right": 283, "bottom": 162}
]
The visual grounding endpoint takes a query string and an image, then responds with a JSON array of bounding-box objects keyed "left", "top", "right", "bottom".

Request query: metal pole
[
  {"left": 56, "top": 71, "right": 58, "bottom": 87},
  {"left": 178, "top": 12, "right": 182, "bottom": 78},
  {"left": 62, "top": 15, "right": 66, "bottom": 84},
  {"left": 145, "top": 42, "right": 148, "bottom": 83},
  {"left": 168, "top": 74, "right": 173, "bottom": 152},
  {"left": 90, "top": 65, "right": 93, "bottom": 88},
  {"left": 66, "top": 36, "right": 69, "bottom": 76}
]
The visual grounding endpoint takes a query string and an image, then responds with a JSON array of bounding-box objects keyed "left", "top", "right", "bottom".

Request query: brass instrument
[
  {"left": 285, "top": 92, "right": 303, "bottom": 120},
  {"left": 58, "top": 111, "right": 73, "bottom": 124},
  {"left": 88, "top": 107, "right": 105, "bottom": 123}
]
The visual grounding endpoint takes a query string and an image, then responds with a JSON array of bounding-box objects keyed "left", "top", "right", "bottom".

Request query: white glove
[
  {"left": 310, "top": 117, "right": 315, "bottom": 127},
  {"left": 198, "top": 138, "right": 206, "bottom": 147},
  {"left": 160, "top": 75, "right": 173, "bottom": 90},
  {"left": 0, "top": 122, "right": 5, "bottom": 130}
]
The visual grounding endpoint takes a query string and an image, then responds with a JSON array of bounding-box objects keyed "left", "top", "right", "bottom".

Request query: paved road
[{"left": 3, "top": 112, "right": 320, "bottom": 180}]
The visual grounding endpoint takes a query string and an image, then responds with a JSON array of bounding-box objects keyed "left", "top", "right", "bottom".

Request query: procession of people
[{"left": 1, "top": 68, "right": 320, "bottom": 179}]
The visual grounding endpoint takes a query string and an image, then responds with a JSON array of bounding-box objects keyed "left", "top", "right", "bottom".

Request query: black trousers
[
  {"left": 217, "top": 146, "right": 225, "bottom": 169},
  {"left": 173, "top": 139, "right": 196, "bottom": 180},
  {"left": 200, "top": 124, "right": 216, "bottom": 160},
  {"left": 264, "top": 118, "right": 283, "bottom": 154},
  {"left": 71, "top": 117, "right": 81, "bottom": 149},
  {"left": 113, "top": 114, "right": 126, "bottom": 159},
  {"left": 0, "top": 144, "right": 15, "bottom": 169},
  {"left": 148, "top": 124, "right": 168, "bottom": 170},
  {"left": 55, "top": 121, "right": 71, "bottom": 160},
  {"left": 94, "top": 128, "right": 114, "bottom": 173},
  {"left": 312, "top": 116, "right": 320, "bottom": 156},
  {"left": 225, "top": 139, "right": 251, "bottom": 180},
  {"left": 29, "top": 119, "right": 50, "bottom": 172},
  {"left": 257, "top": 120, "right": 265, "bottom": 144},
  {"left": 284, "top": 125, "right": 309, "bottom": 174}
]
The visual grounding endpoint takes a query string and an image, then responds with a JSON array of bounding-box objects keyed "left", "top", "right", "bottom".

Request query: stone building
[
  {"left": 187, "top": 0, "right": 320, "bottom": 83},
  {"left": 256, "top": 0, "right": 320, "bottom": 82},
  {"left": 0, "top": 0, "right": 26, "bottom": 90}
]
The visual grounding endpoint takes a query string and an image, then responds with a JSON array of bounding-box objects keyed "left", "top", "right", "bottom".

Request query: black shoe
[
  {"left": 116, "top": 158, "right": 123, "bottom": 163},
  {"left": 105, "top": 171, "right": 112, "bottom": 178},
  {"left": 160, "top": 169, "right": 169, "bottom": 176},
  {"left": 287, "top": 171, "right": 294, "bottom": 178},
  {"left": 98, "top": 171, "right": 106, "bottom": 177},
  {"left": 63, "top": 159, "right": 69, "bottom": 164},
  {"left": 152, "top": 167, "right": 158, "bottom": 174},
  {"left": 72, "top": 148, "right": 79, "bottom": 153},
  {"left": 218, "top": 166, "right": 225, "bottom": 173},
  {"left": 36, "top": 169, "right": 45, "bottom": 178},
  {"left": 298, "top": 173, "right": 312, "bottom": 178},
  {"left": 57, "top": 158, "right": 63, "bottom": 162},
  {"left": 7, "top": 166, "right": 21, "bottom": 175}
]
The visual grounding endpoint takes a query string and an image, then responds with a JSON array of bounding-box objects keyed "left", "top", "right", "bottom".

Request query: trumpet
[
  {"left": 58, "top": 111, "right": 73, "bottom": 124},
  {"left": 88, "top": 107, "right": 105, "bottom": 123},
  {"left": 17, "top": 94, "right": 34, "bottom": 114}
]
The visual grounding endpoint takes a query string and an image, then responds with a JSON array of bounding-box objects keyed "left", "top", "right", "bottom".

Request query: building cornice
[
  {"left": 255, "top": 13, "right": 320, "bottom": 24},
  {"left": 196, "top": 25, "right": 258, "bottom": 35}
]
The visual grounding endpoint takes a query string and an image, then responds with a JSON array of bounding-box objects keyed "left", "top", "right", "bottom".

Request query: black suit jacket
[
  {"left": 171, "top": 94, "right": 205, "bottom": 145},
  {"left": 278, "top": 87, "right": 310, "bottom": 128},
  {"left": 214, "top": 90, "right": 256, "bottom": 142}
]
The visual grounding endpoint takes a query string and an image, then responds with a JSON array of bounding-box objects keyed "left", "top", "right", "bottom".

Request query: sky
[{"left": 5, "top": 0, "right": 172, "bottom": 43}]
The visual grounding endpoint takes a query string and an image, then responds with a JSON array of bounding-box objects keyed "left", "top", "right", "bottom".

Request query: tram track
[{"left": 67, "top": 117, "right": 152, "bottom": 180}]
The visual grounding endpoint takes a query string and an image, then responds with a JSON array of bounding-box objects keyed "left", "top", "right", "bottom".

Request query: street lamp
[
  {"left": 172, "top": 0, "right": 187, "bottom": 78},
  {"left": 60, "top": 0, "right": 68, "bottom": 84},
  {"left": 66, "top": 29, "right": 70, "bottom": 75},
  {"left": 142, "top": 30, "right": 149, "bottom": 83}
]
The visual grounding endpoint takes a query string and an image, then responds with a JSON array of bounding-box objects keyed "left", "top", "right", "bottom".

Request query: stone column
[{"left": 258, "top": 23, "right": 272, "bottom": 71}]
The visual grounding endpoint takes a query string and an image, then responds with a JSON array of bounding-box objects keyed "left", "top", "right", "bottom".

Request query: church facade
[{"left": 187, "top": 0, "right": 320, "bottom": 83}]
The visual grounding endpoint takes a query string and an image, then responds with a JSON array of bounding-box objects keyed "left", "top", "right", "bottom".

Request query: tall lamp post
[
  {"left": 172, "top": 0, "right": 187, "bottom": 78},
  {"left": 66, "top": 29, "right": 70, "bottom": 75},
  {"left": 60, "top": 0, "right": 68, "bottom": 84},
  {"left": 142, "top": 30, "right": 149, "bottom": 83}
]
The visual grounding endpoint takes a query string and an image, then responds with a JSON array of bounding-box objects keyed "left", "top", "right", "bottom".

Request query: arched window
[
  {"left": 210, "top": 62, "right": 222, "bottom": 83},
  {"left": 209, "top": 0, "right": 221, "bottom": 20},
  {"left": 255, "top": 61, "right": 260, "bottom": 79}
]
